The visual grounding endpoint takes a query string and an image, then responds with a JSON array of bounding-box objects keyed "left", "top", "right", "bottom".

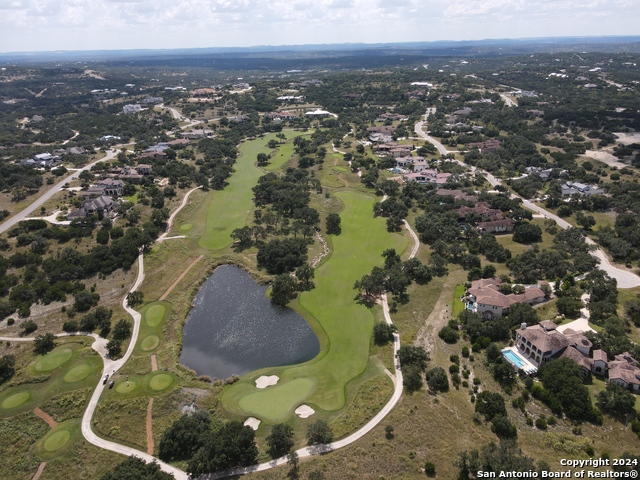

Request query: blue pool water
[{"left": 503, "top": 349, "right": 527, "bottom": 368}]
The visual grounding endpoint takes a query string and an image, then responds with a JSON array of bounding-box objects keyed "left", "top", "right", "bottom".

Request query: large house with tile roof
[{"left": 465, "top": 278, "right": 547, "bottom": 318}]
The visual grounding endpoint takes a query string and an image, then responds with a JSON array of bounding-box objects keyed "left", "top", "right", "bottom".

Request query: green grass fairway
[
  {"left": 145, "top": 304, "right": 166, "bottom": 327},
  {"left": 44, "top": 430, "right": 71, "bottom": 452},
  {"left": 34, "top": 348, "right": 73, "bottom": 372},
  {"left": 222, "top": 190, "right": 407, "bottom": 421},
  {"left": 195, "top": 130, "right": 310, "bottom": 251},
  {"left": 140, "top": 335, "right": 160, "bottom": 351},
  {"left": 238, "top": 378, "right": 315, "bottom": 422},
  {"left": 2, "top": 391, "right": 30, "bottom": 409},
  {"left": 63, "top": 364, "right": 91, "bottom": 383},
  {"left": 179, "top": 223, "right": 193, "bottom": 232},
  {"left": 148, "top": 373, "right": 174, "bottom": 391}
]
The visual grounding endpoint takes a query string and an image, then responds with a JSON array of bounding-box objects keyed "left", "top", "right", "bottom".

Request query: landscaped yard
[
  {"left": 452, "top": 284, "right": 466, "bottom": 317},
  {"left": 221, "top": 189, "right": 407, "bottom": 423}
]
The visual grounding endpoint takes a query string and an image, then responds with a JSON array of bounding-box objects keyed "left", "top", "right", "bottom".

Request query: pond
[{"left": 180, "top": 265, "right": 320, "bottom": 380}]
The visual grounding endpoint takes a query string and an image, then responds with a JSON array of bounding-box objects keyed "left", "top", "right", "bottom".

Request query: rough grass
[
  {"left": 452, "top": 284, "right": 466, "bottom": 317},
  {"left": 221, "top": 190, "right": 407, "bottom": 421}
]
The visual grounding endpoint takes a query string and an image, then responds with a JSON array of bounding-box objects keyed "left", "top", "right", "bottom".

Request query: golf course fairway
[
  {"left": 194, "top": 130, "right": 308, "bottom": 251},
  {"left": 221, "top": 190, "right": 407, "bottom": 421}
]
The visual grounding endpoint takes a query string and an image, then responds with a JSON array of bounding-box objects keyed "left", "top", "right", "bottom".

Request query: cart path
[
  {"left": 33, "top": 407, "right": 58, "bottom": 427},
  {"left": 31, "top": 462, "right": 47, "bottom": 480},
  {"left": 146, "top": 398, "right": 154, "bottom": 455},
  {"left": 157, "top": 185, "right": 202, "bottom": 242},
  {"left": 159, "top": 254, "right": 204, "bottom": 301}
]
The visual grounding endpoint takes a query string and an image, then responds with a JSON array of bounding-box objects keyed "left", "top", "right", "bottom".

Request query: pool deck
[{"left": 501, "top": 346, "right": 538, "bottom": 374}]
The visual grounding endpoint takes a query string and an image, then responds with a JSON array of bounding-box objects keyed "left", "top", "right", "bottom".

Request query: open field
[{"left": 221, "top": 189, "right": 407, "bottom": 423}]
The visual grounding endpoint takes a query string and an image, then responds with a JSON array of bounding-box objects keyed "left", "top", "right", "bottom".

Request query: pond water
[{"left": 180, "top": 265, "right": 320, "bottom": 380}]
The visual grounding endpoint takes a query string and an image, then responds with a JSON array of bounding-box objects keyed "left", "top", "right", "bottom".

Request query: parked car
[
  {"left": 103, "top": 374, "right": 109, "bottom": 385},
  {"left": 109, "top": 381, "right": 115, "bottom": 389}
]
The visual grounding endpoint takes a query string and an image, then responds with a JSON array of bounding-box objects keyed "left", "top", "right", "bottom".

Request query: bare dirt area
[
  {"left": 613, "top": 131, "right": 640, "bottom": 145},
  {"left": 581, "top": 150, "right": 629, "bottom": 168},
  {"left": 34, "top": 407, "right": 58, "bottom": 427}
]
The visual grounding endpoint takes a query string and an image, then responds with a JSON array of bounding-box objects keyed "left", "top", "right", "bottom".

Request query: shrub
[
  {"left": 424, "top": 461, "right": 436, "bottom": 477},
  {"left": 62, "top": 320, "right": 79, "bottom": 332},
  {"left": 21, "top": 320, "right": 37, "bottom": 335},
  {"left": 536, "top": 417, "right": 548, "bottom": 430},
  {"left": 426, "top": 367, "right": 449, "bottom": 393},
  {"left": 438, "top": 326, "right": 459, "bottom": 344},
  {"left": 461, "top": 346, "right": 470, "bottom": 358}
]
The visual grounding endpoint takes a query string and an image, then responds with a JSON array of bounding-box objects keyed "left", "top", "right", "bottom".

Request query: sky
[{"left": 0, "top": 0, "right": 639, "bottom": 53}]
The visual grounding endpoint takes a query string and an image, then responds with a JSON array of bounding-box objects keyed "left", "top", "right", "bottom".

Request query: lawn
[
  {"left": 220, "top": 190, "right": 407, "bottom": 423},
  {"left": 452, "top": 284, "right": 466, "bottom": 317},
  {"left": 186, "top": 130, "right": 309, "bottom": 251}
]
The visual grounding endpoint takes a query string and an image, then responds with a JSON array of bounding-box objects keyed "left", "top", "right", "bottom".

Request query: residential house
[
  {"left": 404, "top": 169, "right": 452, "bottom": 185},
  {"left": 561, "top": 181, "right": 605, "bottom": 197},
  {"left": 305, "top": 109, "right": 332, "bottom": 118},
  {"left": 608, "top": 353, "right": 640, "bottom": 392},
  {"left": 514, "top": 320, "right": 591, "bottom": 369},
  {"left": 467, "top": 139, "right": 503, "bottom": 152},
  {"left": 167, "top": 138, "right": 190, "bottom": 147},
  {"left": 454, "top": 202, "right": 504, "bottom": 222},
  {"left": 378, "top": 113, "right": 407, "bottom": 122},
  {"left": 67, "top": 196, "right": 118, "bottom": 220},
  {"left": 141, "top": 96, "right": 163, "bottom": 105},
  {"left": 123, "top": 104, "right": 142, "bottom": 114},
  {"left": 435, "top": 189, "right": 478, "bottom": 203},
  {"left": 181, "top": 129, "right": 215, "bottom": 140},
  {"left": 592, "top": 349, "right": 608, "bottom": 375},
  {"left": 135, "top": 164, "right": 152, "bottom": 175},
  {"left": 477, "top": 218, "right": 516, "bottom": 234},
  {"left": 276, "top": 96, "right": 304, "bottom": 103},
  {"left": 466, "top": 277, "right": 547, "bottom": 319}
]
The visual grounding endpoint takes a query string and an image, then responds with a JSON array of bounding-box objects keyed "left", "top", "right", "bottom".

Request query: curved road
[
  {"left": 0, "top": 148, "right": 120, "bottom": 235},
  {"left": 415, "top": 112, "right": 640, "bottom": 288}
]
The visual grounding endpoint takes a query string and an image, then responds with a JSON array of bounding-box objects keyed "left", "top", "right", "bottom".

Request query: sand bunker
[
  {"left": 255, "top": 375, "right": 279, "bottom": 389},
  {"left": 295, "top": 404, "right": 315, "bottom": 419},
  {"left": 244, "top": 417, "right": 261, "bottom": 430}
]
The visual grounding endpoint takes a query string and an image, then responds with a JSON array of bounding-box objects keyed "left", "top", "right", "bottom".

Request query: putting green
[
  {"left": 44, "top": 430, "right": 70, "bottom": 452},
  {"left": 179, "top": 223, "right": 193, "bottom": 232},
  {"left": 238, "top": 378, "right": 315, "bottom": 422},
  {"left": 34, "top": 348, "right": 73, "bottom": 372},
  {"left": 140, "top": 335, "right": 160, "bottom": 351},
  {"left": 223, "top": 190, "right": 407, "bottom": 420},
  {"left": 2, "top": 391, "right": 30, "bottom": 409},
  {"left": 145, "top": 304, "right": 166, "bottom": 327},
  {"left": 63, "top": 364, "right": 91, "bottom": 383},
  {"left": 149, "top": 373, "right": 173, "bottom": 391},
  {"left": 116, "top": 381, "right": 137, "bottom": 393}
]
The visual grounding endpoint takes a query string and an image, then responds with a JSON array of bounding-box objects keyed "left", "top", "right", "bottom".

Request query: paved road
[
  {"left": 416, "top": 110, "right": 640, "bottom": 289},
  {"left": 500, "top": 94, "right": 517, "bottom": 107},
  {"left": 0, "top": 148, "right": 119, "bottom": 235},
  {"left": 202, "top": 203, "right": 420, "bottom": 480}
]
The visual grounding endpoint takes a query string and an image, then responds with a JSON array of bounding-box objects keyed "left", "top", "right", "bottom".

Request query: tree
[
  {"left": 397, "top": 345, "right": 429, "bottom": 371},
  {"left": 373, "top": 322, "right": 395, "bottom": 346},
  {"left": 326, "top": 213, "right": 341, "bottom": 235},
  {"left": 187, "top": 421, "right": 258, "bottom": 476},
  {"left": 507, "top": 302, "right": 539, "bottom": 327},
  {"left": 491, "top": 415, "right": 517, "bottom": 439},
  {"left": 0, "top": 355, "right": 15, "bottom": 385},
  {"left": 306, "top": 420, "right": 333, "bottom": 445},
  {"left": 159, "top": 411, "right": 211, "bottom": 462},
  {"left": 295, "top": 263, "right": 315, "bottom": 291},
  {"left": 271, "top": 274, "right": 298, "bottom": 306},
  {"left": 266, "top": 423, "right": 295, "bottom": 458},
  {"left": 112, "top": 319, "right": 132, "bottom": 341},
  {"left": 74, "top": 291, "right": 99, "bottom": 312},
  {"left": 556, "top": 296, "right": 583, "bottom": 317},
  {"left": 257, "top": 238, "right": 308, "bottom": 274},
  {"left": 475, "top": 391, "right": 507, "bottom": 421},
  {"left": 101, "top": 456, "right": 173, "bottom": 480},
  {"left": 539, "top": 357, "right": 597, "bottom": 421},
  {"left": 513, "top": 223, "right": 542, "bottom": 244},
  {"left": 231, "top": 226, "right": 253, "bottom": 250},
  {"left": 33, "top": 333, "right": 56, "bottom": 355},
  {"left": 426, "top": 367, "right": 449, "bottom": 393},
  {"left": 21, "top": 320, "right": 37, "bottom": 335},
  {"left": 403, "top": 365, "right": 424, "bottom": 393},
  {"left": 257, "top": 153, "right": 269, "bottom": 166},
  {"left": 597, "top": 384, "right": 636, "bottom": 419},
  {"left": 107, "top": 339, "right": 122, "bottom": 359},
  {"left": 127, "top": 291, "right": 144, "bottom": 307}
]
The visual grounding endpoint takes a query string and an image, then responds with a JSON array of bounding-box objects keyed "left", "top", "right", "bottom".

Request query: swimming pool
[{"left": 503, "top": 349, "right": 527, "bottom": 368}]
